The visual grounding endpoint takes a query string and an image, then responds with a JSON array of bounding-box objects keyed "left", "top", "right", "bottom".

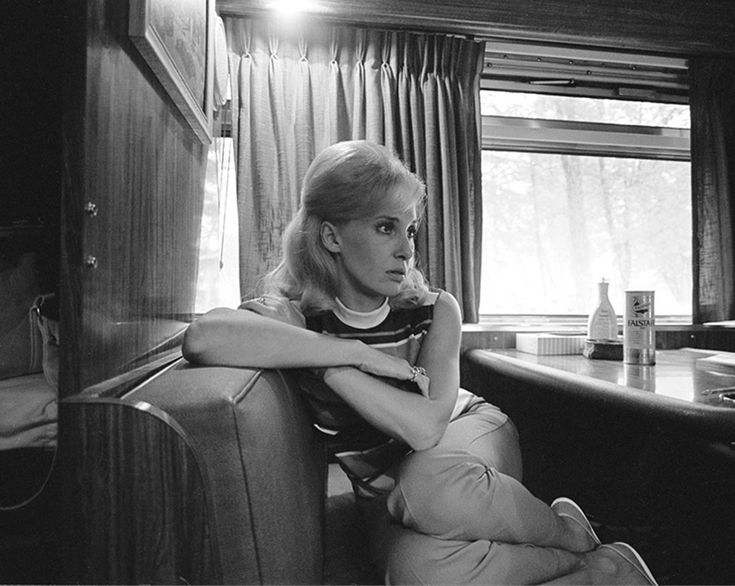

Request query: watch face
[{"left": 213, "top": 16, "right": 229, "bottom": 106}]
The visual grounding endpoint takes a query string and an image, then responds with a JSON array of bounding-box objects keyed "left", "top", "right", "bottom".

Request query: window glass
[
  {"left": 195, "top": 136, "right": 241, "bottom": 313},
  {"left": 481, "top": 91, "right": 690, "bottom": 128},
  {"left": 480, "top": 150, "right": 692, "bottom": 318}
]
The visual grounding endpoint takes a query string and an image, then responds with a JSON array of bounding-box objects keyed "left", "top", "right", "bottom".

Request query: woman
[{"left": 183, "top": 140, "right": 657, "bottom": 585}]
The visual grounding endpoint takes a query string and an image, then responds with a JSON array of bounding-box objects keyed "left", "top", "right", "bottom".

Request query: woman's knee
[
  {"left": 468, "top": 410, "right": 522, "bottom": 479},
  {"left": 440, "top": 405, "right": 523, "bottom": 480},
  {"left": 476, "top": 418, "right": 522, "bottom": 481},
  {"left": 387, "top": 449, "right": 494, "bottom": 536}
]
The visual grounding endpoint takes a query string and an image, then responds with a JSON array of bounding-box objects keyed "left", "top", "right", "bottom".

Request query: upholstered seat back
[{"left": 61, "top": 359, "right": 326, "bottom": 585}]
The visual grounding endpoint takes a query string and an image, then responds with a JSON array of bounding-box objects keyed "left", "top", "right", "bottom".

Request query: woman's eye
[
  {"left": 407, "top": 225, "right": 418, "bottom": 239},
  {"left": 377, "top": 223, "right": 394, "bottom": 234}
]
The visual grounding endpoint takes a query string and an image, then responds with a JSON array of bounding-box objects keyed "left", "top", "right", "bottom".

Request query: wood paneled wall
[
  {"left": 217, "top": 0, "right": 735, "bottom": 56},
  {"left": 62, "top": 0, "right": 209, "bottom": 397}
]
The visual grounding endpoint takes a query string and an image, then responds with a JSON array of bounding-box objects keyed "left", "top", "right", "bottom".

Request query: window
[
  {"left": 195, "top": 134, "right": 241, "bottom": 313},
  {"left": 479, "top": 44, "right": 692, "bottom": 322}
]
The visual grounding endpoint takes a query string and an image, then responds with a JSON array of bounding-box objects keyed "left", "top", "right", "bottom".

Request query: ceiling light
[{"left": 267, "top": 0, "right": 319, "bottom": 17}]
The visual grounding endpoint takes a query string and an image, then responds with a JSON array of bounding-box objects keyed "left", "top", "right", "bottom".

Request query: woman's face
[{"left": 327, "top": 191, "right": 419, "bottom": 312}]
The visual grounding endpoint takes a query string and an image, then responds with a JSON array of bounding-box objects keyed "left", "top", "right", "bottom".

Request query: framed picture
[{"left": 129, "top": 0, "right": 214, "bottom": 143}]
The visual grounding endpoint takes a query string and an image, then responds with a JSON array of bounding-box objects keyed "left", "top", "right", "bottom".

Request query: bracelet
[{"left": 409, "top": 365, "right": 427, "bottom": 382}]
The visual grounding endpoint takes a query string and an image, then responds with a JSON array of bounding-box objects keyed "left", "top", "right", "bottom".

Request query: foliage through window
[{"left": 479, "top": 91, "right": 692, "bottom": 320}]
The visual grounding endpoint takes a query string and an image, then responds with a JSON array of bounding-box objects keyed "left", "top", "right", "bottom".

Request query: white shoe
[
  {"left": 598, "top": 542, "right": 658, "bottom": 585},
  {"left": 551, "top": 496, "right": 601, "bottom": 548}
]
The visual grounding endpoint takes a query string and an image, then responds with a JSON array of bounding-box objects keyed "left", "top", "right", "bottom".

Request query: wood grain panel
[
  {"left": 59, "top": 399, "right": 220, "bottom": 584},
  {"left": 62, "top": 0, "right": 209, "bottom": 396},
  {"left": 217, "top": 0, "right": 735, "bottom": 56},
  {"left": 61, "top": 0, "right": 89, "bottom": 397}
]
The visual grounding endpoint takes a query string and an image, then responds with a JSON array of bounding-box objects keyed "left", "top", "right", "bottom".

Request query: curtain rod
[{"left": 219, "top": 11, "right": 481, "bottom": 43}]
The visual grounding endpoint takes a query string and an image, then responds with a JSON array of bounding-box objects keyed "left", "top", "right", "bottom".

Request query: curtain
[
  {"left": 224, "top": 19, "right": 485, "bottom": 321},
  {"left": 690, "top": 57, "right": 735, "bottom": 323}
]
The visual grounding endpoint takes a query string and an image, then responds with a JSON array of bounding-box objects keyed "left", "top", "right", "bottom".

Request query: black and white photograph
[{"left": 2, "top": 1, "right": 735, "bottom": 585}]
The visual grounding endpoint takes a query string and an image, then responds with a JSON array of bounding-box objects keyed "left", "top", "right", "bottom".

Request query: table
[
  {"left": 464, "top": 347, "right": 735, "bottom": 442},
  {"left": 462, "top": 347, "right": 735, "bottom": 584}
]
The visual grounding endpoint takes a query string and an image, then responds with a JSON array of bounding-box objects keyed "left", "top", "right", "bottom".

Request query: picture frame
[{"left": 129, "top": 0, "right": 214, "bottom": 143}]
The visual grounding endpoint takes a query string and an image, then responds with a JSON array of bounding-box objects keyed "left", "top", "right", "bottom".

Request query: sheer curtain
[
  {"left": 690, "top": 57, "right": 735, "bottom": 323},
  {"left": 224, "top": 18, "right": 485, "bottom": 321}
]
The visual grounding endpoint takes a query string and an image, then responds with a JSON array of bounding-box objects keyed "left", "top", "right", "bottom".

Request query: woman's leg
[
  {"left": 363, "top": 401, "right": 653, "bottom": 584},
  {"left": 362, "top": 495, "right": 653, "bottom": 585},
  {"left": 386, "top": 401, "right": 594, "bottom": 551},
  {"left": 360, "top": 493, "right": 584, "bottom": 585},
  {"left": 384, "top": 526, "right": 586, "bottom": 585}
]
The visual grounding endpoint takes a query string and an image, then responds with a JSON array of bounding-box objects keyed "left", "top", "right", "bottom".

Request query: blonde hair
[{"left": 265, "top": 140, "right": 430, "bottom": 313}]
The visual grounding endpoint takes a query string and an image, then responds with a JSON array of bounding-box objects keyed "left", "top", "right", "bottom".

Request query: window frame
[
  {"left": 482, "top": 115, "right": 690, "bottom": 161},
  {"left": 478, "top": 44, "right": 693, "bottom": 325}
]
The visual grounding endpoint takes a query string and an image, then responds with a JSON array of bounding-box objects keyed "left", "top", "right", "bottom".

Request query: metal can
[
  {"left": 623, "top": 291, "right": 655, "bottom": 365},
  {"left": 623, "top": 364, "right": 656, "bottom": 392}
]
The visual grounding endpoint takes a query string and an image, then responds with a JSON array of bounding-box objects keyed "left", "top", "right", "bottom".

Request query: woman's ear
[{"left": 320, "top": 221, "right": 341, "bottom": 253}]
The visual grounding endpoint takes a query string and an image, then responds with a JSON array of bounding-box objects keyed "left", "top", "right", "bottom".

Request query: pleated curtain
[
  {"left": 690, "top": 57, "right": 735, "bottom": 323},
  {"left": 224, "top": 18, "right": 485, "bottom": 322}
]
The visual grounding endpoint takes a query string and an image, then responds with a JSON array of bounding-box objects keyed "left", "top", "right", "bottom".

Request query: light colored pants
[{"left": 359, "top": 400, "right": 583, "bottom": 585}]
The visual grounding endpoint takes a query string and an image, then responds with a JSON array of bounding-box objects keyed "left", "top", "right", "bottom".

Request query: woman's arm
[
  {"left": 322, "top": 292, "right": 462, "bottom": 451},
  {"left": 182, "top": 306, "right": 421, "bottom": 382}
]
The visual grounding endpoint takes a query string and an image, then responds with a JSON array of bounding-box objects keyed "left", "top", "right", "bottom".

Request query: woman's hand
[
  {"left": 353, "top": 344, "right": 431, "bottom": 396},
  {"left": 409, "top": 366, "right": 431, "bottom": 397}
]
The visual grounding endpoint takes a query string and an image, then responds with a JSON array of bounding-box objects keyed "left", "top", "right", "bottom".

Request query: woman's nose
[{"left": 396, "top": 234, "right": 414, "bottom": 260}]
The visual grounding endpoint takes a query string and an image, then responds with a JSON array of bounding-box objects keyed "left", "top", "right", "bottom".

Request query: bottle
[{"left": 587, "top": 279, "right": 618, "bottom": 341}]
